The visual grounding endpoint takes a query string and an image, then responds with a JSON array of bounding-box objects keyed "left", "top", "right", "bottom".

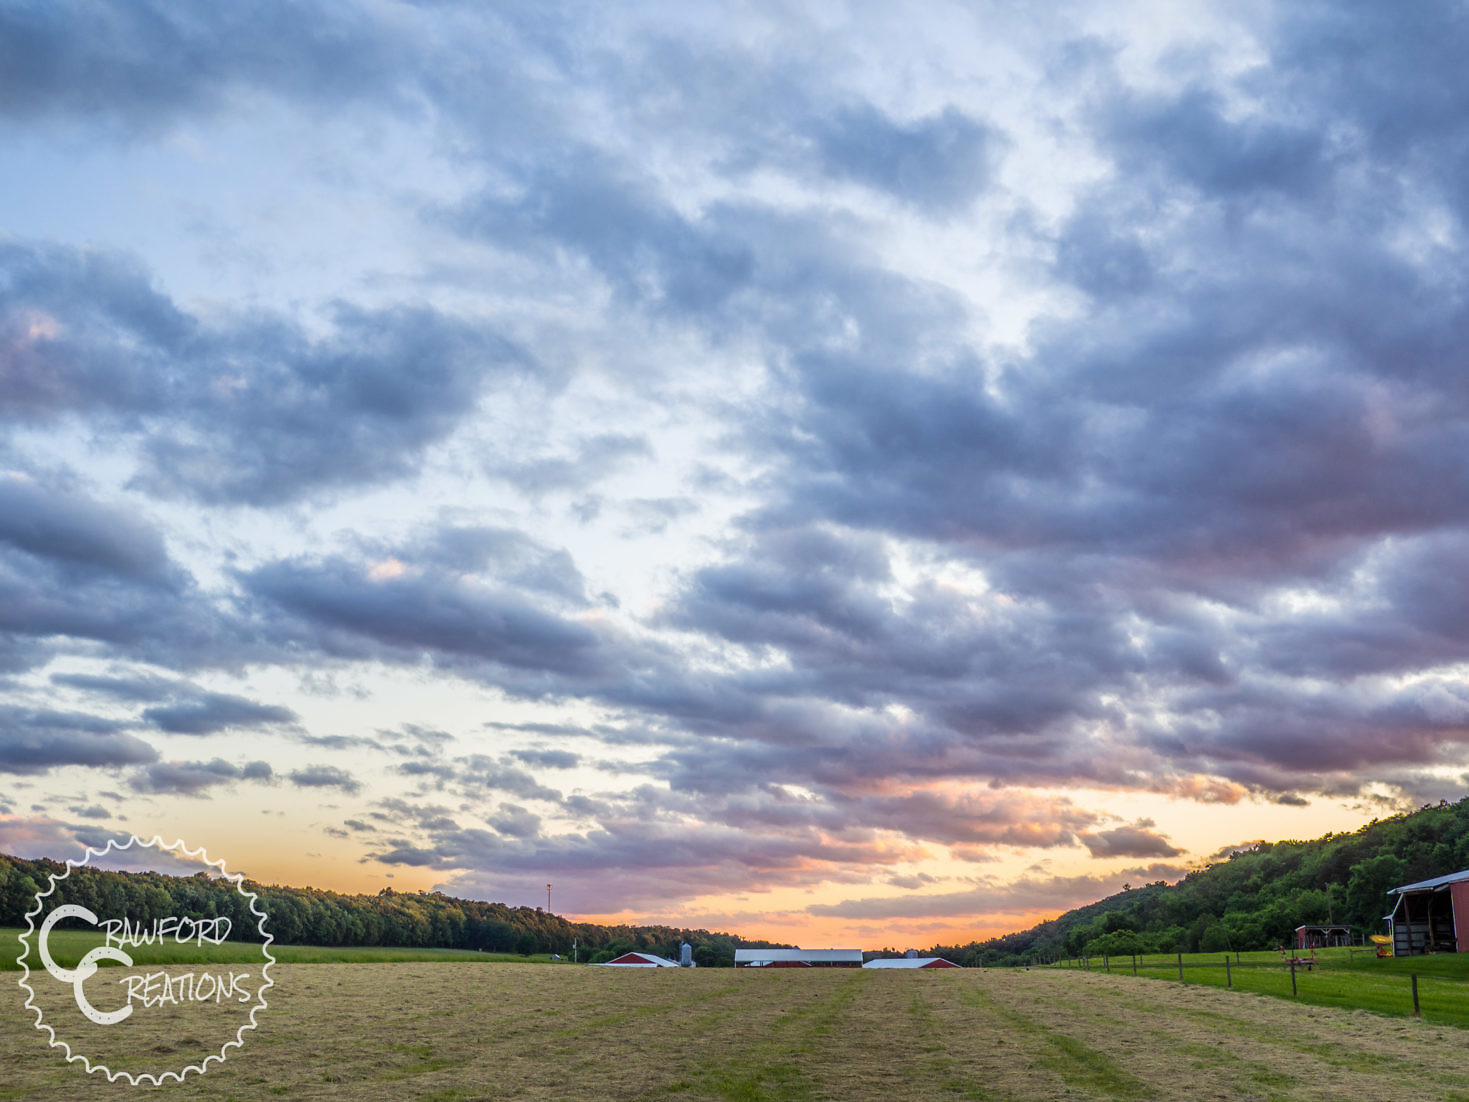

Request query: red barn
[
  {"left": 733, "top": 948, "right": 863, "bottom": 967},
  {"left": 1388, "top": 869, "right": 1469, "bottom": 956}
]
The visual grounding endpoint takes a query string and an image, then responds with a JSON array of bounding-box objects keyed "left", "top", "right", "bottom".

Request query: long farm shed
[{"left": 734, "top": 948, "right": 863, "bottom": 967}]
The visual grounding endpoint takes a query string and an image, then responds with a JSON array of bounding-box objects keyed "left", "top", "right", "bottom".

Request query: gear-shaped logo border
[{"left": 17, "top": 834, "right": 275, "bottom": 1086}]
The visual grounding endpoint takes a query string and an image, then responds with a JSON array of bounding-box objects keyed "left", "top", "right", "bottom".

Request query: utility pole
[{"left": 547, "top": 883, "right": 553, "bottom": 913}]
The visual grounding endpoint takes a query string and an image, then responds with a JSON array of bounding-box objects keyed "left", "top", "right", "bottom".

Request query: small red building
[
  {"left": 1388, "top": 869, "right": 1469, "bottom": 956},
  {"left": 1294, "top": 924, "right": 1352, "bottom": 950}
]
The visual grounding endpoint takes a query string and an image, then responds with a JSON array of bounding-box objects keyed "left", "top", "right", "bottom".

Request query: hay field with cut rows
[{"left": 7, "top": 962, "right": 1469, "bottom": 1100}]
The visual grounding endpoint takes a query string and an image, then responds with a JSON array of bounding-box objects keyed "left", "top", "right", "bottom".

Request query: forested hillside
[
  {"left": 0, "top": 854, "right": 777, "bottom": 966},
  {"left": 931, "top": 798, "right": 1469, "bottom": 967}
]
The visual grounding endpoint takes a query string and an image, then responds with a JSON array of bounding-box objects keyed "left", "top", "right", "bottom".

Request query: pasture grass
[
  {"left": 6, "top": 964, "right": 1469, "bottom": 1099},
  {"left": 1, "top": 926, "right": 557, "bottom": 969},
  {"left": 1063, "top": 947, "right": 1469, "bottom": 1028}
]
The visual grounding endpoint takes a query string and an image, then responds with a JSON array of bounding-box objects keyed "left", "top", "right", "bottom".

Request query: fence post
[
  {"left": 1290, "top": 958, "right": 1297, "bottom": 997},
  {"left": 1225, "top": 957, "right": 1231, "bottom": 989},
  {"left": 1412, "top": 974, "right": 1420, "bottom": 1016},
  {"left": 1177, "top": 952, "right": 1183, "bottom": 981},
  {"left": 1132, "top": 954, "right": 1137, "bottom": 976},
  {"left": 1104, "top": 954, "right": 1110, "bottom": 974}
]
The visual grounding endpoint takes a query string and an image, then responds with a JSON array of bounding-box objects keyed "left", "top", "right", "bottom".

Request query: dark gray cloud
[
  {"left": 135, "top": 303, "right": 525, "bottom": 506},
  {"left": 0, "top": 475, "right": 249, "bottom": 670},
  {"left": 1102, "top": 86, "right": 1330, "bottom": 201},
  {"left": 49, "top": 671, "right": 178, "bottom": 702},
  {"left": 288, "top": 764, "right": 361, "bottom": 794},
  {"left": 808, "top": 863, "right": 1190, "bottom": 920},
  {"left": 488, "top": 803, "right": 541, "bottom": 839},
  {"left": 509, "top": 749, "right": 580, "bottom": 770},
  {"left": 0, "top": 476, "right": 172, "bottom": 584},
  {"left": 410, "top": 526, "right": 589, "bottom": 603},
  {"left": 0, "top": 706, "right": 157, "bottom": 774},
  {"left": 1078, "top": 824, "right": 1183, "bottom": 860},
  {"left": 399, "top": 754, "right": 563, "bottom": 803},
  {"left": 142, "top": 691, "right": 297, "bottom": 735},
  {"left": 130, "top": 757, "right": 273, "bottom": 796},
  {"left": 812, "top": 104, "right": 995, "bottom": 213},
  {"left": 244, "top": 551, "right": 614, "bottom": 680},
  {"left": 1, "top": 242, "right": 530, "bottom": 505},
  {"left": 0, "top": 0, "right": 411, "bottom": 131}
]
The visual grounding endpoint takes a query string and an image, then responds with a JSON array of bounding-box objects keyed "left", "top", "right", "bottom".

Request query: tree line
[
  {"left": 0, "top": 855, "right": 781, "bottom": 966},
  {"left": 924, "top": 797, "right": 1469, "bottom": 968}
]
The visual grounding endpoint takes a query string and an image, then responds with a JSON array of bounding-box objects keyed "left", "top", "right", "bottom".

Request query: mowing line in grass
[
  {"left": 903, "top": 984, "right": 1013, "bottom": 1101},
  {"left": 675, "top": 971, "right": 872, "bottom": 1102},
  {"left": 556, "top": 980, "right": 742, "bottom": 1036},
  {"left": 958, "top": 984, "right": 1153, "bottom": 1100}
]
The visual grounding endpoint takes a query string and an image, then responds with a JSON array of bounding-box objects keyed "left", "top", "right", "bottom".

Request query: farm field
[{"left": 7, "top": 963, "right": 1469, "bottom": 1100}]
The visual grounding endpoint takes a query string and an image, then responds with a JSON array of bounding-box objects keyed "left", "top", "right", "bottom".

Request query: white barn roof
[
  {"left": 863, "top": 957, "right": 960, "bottom": 969},
  {"left": 593, "top": 951, "right": 680, "bottom": 967},
  {"left": 1389, "top": 868, "right": 1469, "bottom": 894},
  {"left": 734, "top": 948, "right": 863, "bottom": 964}
]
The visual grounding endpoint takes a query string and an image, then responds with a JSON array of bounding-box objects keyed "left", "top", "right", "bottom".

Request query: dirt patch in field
[{"left": 5, "top": 963, "right": 1469, "bottom": 1100}]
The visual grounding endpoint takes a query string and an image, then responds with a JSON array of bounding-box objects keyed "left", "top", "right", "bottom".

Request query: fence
[{"left": 1051, "top": 949, "right": 1469, "bottom": 1026}]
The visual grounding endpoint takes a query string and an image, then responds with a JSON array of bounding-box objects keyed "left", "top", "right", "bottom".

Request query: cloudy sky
[{"left": 3, "top": 0, "right": 1469, "bottom": 946}]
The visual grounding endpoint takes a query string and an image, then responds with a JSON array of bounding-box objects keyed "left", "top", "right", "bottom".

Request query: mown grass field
[
  {"left": 0, "top": 927, "right": 558, "bottom": 969},
  {"left": 1060, "top": 947, "right": 1469, "bottom": 1029},
  {"left": 7, "top": 961, "right": 1469, "bottom": 1100}
]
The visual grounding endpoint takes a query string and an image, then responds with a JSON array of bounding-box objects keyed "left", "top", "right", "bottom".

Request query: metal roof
[
  {"left": 593, "top": 952, "right": 680, "bottom": 967},
  {"left": 733, "top": 948, "right": 863, "bottom": 963},
  {"left": 862, "top": 957, "right": 959, "bottom": 969},
  {"left": 1387, "top": 868, "right": 1469, "bottom": 894}
]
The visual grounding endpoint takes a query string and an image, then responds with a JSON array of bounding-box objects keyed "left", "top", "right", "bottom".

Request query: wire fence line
[{"left": 1047, "top": 950, "right": 1469, "bottom": 1026}]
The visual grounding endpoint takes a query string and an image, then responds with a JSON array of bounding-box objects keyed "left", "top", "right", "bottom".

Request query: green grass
[
  {"left": 959, "top": 984, "right": 1151, "bottom": 1099},
  {"left": 1059, "top": 946, "right": 1469, "bottom": 1027},
  {"left": 0, "top": 926, "right": 562, "bottom": 970}
]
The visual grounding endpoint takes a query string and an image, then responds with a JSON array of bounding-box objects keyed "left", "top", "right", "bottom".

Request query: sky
[{"left": 3, "top": 0, "right": 1469, "bottom": 949}]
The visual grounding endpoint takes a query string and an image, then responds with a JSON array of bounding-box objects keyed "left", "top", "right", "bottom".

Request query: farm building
[
  {"left": 593, "top": 951, "right": 681, "bottom": 967},
  {"left": 1294, "top": 924, "right": 1353, "bottom": 950},
  {"left": 863, "top": 957, "right": 961, "bottom": 969},
  {"left": 1388, "top": 869, "right": 1469, "bottom": 956},
  {"left": 733, "top": 948, "right": 863, "bottom": 968}
]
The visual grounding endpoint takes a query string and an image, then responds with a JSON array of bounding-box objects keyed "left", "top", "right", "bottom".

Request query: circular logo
[{"left": 17, "top": 835, "right": 274, "bottom": 1085}]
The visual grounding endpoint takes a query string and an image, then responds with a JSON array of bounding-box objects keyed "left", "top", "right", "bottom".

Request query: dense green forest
[
  {"left": 928, "top": 797, "right": 1469, "bottom": 967},
  {"left": 0, "top": 853, "right": 780, "bottom": 967}
]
